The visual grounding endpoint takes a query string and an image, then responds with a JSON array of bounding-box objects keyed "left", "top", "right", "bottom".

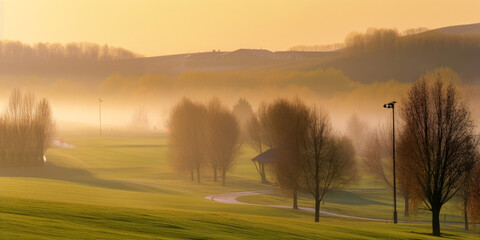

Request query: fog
[{"left": 1, "top": 28, "right": 480, "bottom": 138}]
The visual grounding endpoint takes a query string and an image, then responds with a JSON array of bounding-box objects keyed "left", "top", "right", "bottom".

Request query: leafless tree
[
  {"left": 363, "top": 123, "right": 413, "bottom": 217},
  {"left": 266, "top": 98, "right": 309, "bottom": 209},
  {"left": 301, "top": 107, "right": 356, "bottom": 222},
  {"left": 0, "top": 89, "right": 54, "bottom": 166},
  {"left": 205, "top": 98, "right": 241, "bottom": 185},
  {"left": 246, "top": 113, "right": 270, "bottom": 183},
  {"left": 130, "top": 107, "right": 149, "bottom": 130},
  {"left": 467, "top": 164, "right": 480, "bottom": 224},
  {"left": 232, "top": 98, "right": 253, "bottom": 137},
  {"left": 168, "top": 98, "right": 207, "bottom": 183},
  {"left": 397, "top": 70, "right": 478, "bottom": 236},
  {"left": 345, "top": 114, "right": 369, "bottom": 154}
]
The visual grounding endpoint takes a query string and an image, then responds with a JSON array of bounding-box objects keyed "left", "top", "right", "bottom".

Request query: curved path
[{"left": 204, "top": 190, "right": 464, "bottom": 224}]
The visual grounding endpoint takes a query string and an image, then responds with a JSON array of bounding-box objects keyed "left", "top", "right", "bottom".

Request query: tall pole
[
  {"left": 384, "top": 100, "right": 397, "bottom": 224},
  {"left": 392, "top": 103, "right": 397, "bottom": 224}
]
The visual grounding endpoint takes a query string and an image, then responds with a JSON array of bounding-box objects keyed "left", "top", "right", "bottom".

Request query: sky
[{"left": 1, "top": 0, "right": 480, "bottom": 56}]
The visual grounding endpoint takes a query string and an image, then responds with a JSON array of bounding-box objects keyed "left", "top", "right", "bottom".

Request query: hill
[{"left": 2, "top": 23, "right": 480, "bottom": 85}]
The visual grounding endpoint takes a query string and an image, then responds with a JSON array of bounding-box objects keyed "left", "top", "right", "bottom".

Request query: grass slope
[{"left": 0, "top": 137, "right": 478, "bottom": 239}]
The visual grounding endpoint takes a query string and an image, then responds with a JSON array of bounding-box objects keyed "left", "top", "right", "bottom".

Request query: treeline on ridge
[{"left": 0, "top": 40, "right": 141, "bottom": 62}]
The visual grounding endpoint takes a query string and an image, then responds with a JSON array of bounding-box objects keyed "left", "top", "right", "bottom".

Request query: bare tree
[
  {"left": 266, "top": 98, "right": 309, "bottom": 209},
  {"left": 246, "top": 113, "right": 270, "bottom": 183},
  {"left": 130, "top": 107, "right": 149, "bottom": 130},
  {"left": 0, "top": 89, "right": 54, "bottom": 166},
  {"left": 397, "top": 70, "right": 478, "bottom": 236},
  {"left": 363, "top": 123, "right": 413, "bottom": 217},
  {"left": 467, "top": 164, "right": 480, "bottom": 224},
  {"left": 32, "top": 99, "right": 55, "bottom": 163},
  {"left": 301, "top": 107, "right": 356, "bottom": 222},
  {"left": 232, "top": 98, "right": 253, "bottom": 136},
  {"left": 168, "top": 98, "right": 207, "bottom": 183},
  {"left": 205, "top": 98, "right": 241, "bottom": 185},
  {"left": 345, "top": 114, "right": 369, "bottom": 154}
]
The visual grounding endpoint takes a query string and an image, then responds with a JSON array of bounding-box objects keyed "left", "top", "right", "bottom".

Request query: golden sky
[{"left": 1, "top": 0, "right": 480, "bottom": 56}]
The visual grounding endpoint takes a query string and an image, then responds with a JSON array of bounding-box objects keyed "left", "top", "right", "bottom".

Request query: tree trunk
[
  {"left": 315, "top": 197, "right": 320, "bottom": 222},
  {"left": 464, "top": 200, "right": 469, "bottom": 231},
  {"left": 196, "top": 164, "right": 201, "bottom": 183},
  {"left": 432, "top": 205, "right": 441, "bottom": 236},
  {"left": 404, "top": 195, "right": 409, "bottom": 217},
  {"left": 221, "top": 170, "right": 226, "bottom": 186},
  {"left": 191, "top": 170, "right": 194, "bottom": 182},
  {"left": 213, "top": 167, "right": 217, "bottom": 182},
  {"left": 260, "top": 163, "right": 267, "bottom": 183},
  {"left": 293, "top": 189, "right": 298, "bottom": 209}
]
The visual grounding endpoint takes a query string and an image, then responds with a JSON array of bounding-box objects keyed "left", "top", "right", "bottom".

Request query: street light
[{"left": 383, "top": 100, "right": 397, "bottom": 224}]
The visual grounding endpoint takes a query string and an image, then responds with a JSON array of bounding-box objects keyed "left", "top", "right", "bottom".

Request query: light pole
[
  {"left": 99, "top": 98, "right": 103, "bottom": 136},
  {"left": 383, "top": 100, "right": 397, "bottom": 224}
]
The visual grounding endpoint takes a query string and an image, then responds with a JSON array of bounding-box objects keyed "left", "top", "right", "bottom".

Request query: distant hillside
[
  {"left": 2, "top": 23, "right": 480, "bottom": 85},
  {"left": 427, "top": 23, "right": 480, "bottom": 35}
]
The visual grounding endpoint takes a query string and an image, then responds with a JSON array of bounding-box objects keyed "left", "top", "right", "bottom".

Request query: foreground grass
[
  {"left": 1, "top": 197, "right": 477, "bottom": 240},
  {"left": 0, "top": 136, "right": 478, "bottom": 239}
]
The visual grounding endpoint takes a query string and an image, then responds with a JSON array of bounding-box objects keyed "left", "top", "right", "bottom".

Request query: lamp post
[{"left": 383, "top": 100, "right": 397, "bottom": 224}]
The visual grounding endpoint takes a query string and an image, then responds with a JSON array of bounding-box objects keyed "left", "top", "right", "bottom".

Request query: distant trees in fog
[
  {"left": 247, "top": 98, "right": 356, "bottom": 222},
  {"left": 345, "top": 28, "right": 480, "bottom": 56},
  {"left": 362, "top": 123, "right": 413, "bottom": 217},
  {"left": 0, "top": 89, "right": 55, "bottom": 166},
  {"left": 168, "top": 98, "right": 241, "bottom": 185},
  {"left": 0, "top": 40, "right": 140, "bottom": 62},
  {"left": 232, "top": 98, "right": 253, "bottom": 137}
]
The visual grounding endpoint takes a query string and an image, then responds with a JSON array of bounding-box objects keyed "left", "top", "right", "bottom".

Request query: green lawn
[{"left": 0, "top": 136, "right": 478, "bottom": 239}]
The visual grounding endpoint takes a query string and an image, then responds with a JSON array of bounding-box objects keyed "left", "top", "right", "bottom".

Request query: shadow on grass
[
  {"left": 409, "top": 231, "right": 464, "bottom": 239},
  {"left": 323, "top": 190, "right": 389, "bottom": 206},
  {"left": 0, "top": 162, "right": 173, "bottom": 194}
]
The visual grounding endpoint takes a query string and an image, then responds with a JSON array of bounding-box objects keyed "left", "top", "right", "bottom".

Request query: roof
[{"left": 251, "top": 148, "right": 278, "bottom": 163}]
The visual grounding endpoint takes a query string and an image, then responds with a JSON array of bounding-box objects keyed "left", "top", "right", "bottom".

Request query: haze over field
[{"left": 2, "top": 1, "right": 480, "bottom": 239}]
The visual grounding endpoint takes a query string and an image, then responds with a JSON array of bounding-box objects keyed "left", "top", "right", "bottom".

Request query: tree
[
  {"left": 345, "top": 114, "right": 369, "bottom": 154},
  {"left": 363, "top": 123, "right": 413, "bottom": 217},
  {"left": 205, "top": 98, "right": 241, "bottom": 185},
  {"left": 32, "top": 99, "right": 55, "bottom": 163},
  {"left": 301, "top": 107, "right": 355, "bottom": 222},
  {"left": 467, "top": 164, "right": 480, "bottom": 224},
  {"left": 246, "top": 113, "right": 270, "bottom": 183},
  {"left": 168, "top": 98, "right": 207, "bottom": 183},
  {"left": 397, "top": 69, "right": 478, "bottom": 236},
  {"left": 232, "top": 98, "right": 253, "bottom": 136},
  {"left": 131, "top": 107, "right": 149, "bottom": 130},
  {"left": 0, "top": 89, "right": 55, "bottom": 166},
  {"left": 266, "top": 98, "right": 310, "bottom": 209}
]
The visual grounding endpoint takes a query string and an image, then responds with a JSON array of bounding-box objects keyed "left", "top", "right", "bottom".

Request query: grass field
[{"left": 0, "top": 136, "right": 478, "bottom": 239}]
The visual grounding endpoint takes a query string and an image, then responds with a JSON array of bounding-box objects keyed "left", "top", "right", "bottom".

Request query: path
[{"left": 205, "top": 190, "right": 465, "bottom": 225}]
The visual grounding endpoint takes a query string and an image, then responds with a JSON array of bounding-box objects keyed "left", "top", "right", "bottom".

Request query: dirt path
[{"left": 204, "top": 190, "right": 465, "bottom": 225}]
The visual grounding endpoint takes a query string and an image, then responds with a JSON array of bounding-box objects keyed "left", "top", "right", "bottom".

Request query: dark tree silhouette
[
  {"left": 246, "top": 113, "right": 270, "bottom": 183},
  {"left": 397, "top": 69, "right": 478, "bottom": 236},
  {"left": 168, "top": 98, "right": 207, "bottom": 183},
  {"left": 205, "top": 98, "right": 241, "bottom": 185},
  {"left": 0, "top": 89, "right": 55, "bottom": 166},
  {"left": 265, "top": 98, "right": 309, "bottom": 209},
  {"left": 301, "top": 107, "right": 355, "bottom": 222}
]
